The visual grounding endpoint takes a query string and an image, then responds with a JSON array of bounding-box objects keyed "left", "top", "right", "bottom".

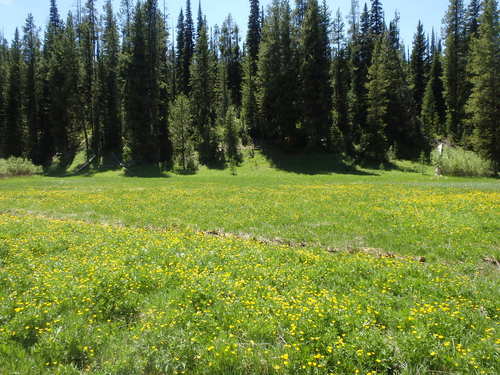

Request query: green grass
[
  {"left": 0, "top": 150, "right": 498, "bottom": 374},
  {"left": 1, "top": 151, "right": 498, "bottom": 263}
]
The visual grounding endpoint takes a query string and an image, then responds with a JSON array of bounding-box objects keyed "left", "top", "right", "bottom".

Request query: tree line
[{"left": 0, "top": 0, "right": 498, "bottom": 171}]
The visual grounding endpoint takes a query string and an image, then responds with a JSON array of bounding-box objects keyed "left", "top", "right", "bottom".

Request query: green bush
[
  {"left": 431, "top": 146, "right": 493, "bottom": 177},
  {"left": 0, "top": 157, "right": 42, "bottom": 177}
]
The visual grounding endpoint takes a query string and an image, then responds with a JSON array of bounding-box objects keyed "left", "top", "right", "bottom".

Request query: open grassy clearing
[
  {"left": 0, "top": 214, "right": 498, "bottom": 375},
  {"left": 0, "top": 152, "right": 498, "bottom": 264},
  {"left": 0, "top": 152, "right": 499, "bottom": 374}
]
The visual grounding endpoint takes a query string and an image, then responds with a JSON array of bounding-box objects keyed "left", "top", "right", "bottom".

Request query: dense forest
[{"left": 0, "top": 0, "right": 498, "bottom": 171}]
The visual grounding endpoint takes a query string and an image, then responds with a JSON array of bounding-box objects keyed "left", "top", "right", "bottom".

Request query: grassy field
[{"left": 0, "top": 151, "right": 499, "bottom": 374}]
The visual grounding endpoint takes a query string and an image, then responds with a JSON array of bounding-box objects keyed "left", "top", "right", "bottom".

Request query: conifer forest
[{"left": 0, "top": 0, "right": 498, "bottom": 171}]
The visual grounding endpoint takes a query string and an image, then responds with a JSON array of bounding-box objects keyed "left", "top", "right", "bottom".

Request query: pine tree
[
  {"left": 60, "top": 12, "right": 83, "bottom": 162},
  {"left": 175, "top": 9, "right": 185, "bottom": 94},
  {"left": 294, "top": 0, "right": 309, "bottom": 27},
  {"left": 463, "top": 0, "right": 482, "bottom": 142},
  {"left": 99, "top": 0, "right": 122, "bottom": 158},
  {"left": 197, "top": 1, "right": 204, "bottom": 38},
  {"left": 466, "top": 0, "right": 482, "bottom": 39},
  {"left": 257, "top": 1, "right": 283, "bottom": 139},
  {"left": 169, "top": 95, "right": 197, "bottom": 171},
  {"left": 242, "top": 0, "right": 261, "bottom": 138},
  {"left": 247, "top": 0, "right": 261, "bottom": 68},
  {"left": 443, "top": 0, "right": 468, "bottom": 142},
  {"left": 119, "top": 0, "right": 133, "bottom": 50},
  {"left": 410, "top": 21, "right": 428, "bottom": 114},
  {"left": 144, "top": 0, "right": 163, "bottom": 163},
  {"left": 388, "top": 11, "right": 401, "bottom": 51},
  {"left": 125, "top": 2, "right": 149, "bottom": 163},
  {"left": 421, "top": 40, "right": 446, "bottom": 143},
  {"left": 364, "top": 33, "right": 418, "bottom": 162},
  {"left": 300, "top": 0, "right": 331, "bottom": 147},
  {"left": 278, "top": 0, "right": 300, "bottom": 141},
  {"left": 348, "top": 4, "right": 371, "bottom": 145},
  {"left": 23, "top": 14, "right": 43, "bottom": 164},
  {"left": 190, "top": 17, "right": 216, "bottom": 161},
  {"left": 38, "top": 0, "right": 63, "bottom": 165},
  {"left": 348, "top": 0, "right": 360, "bottom": 37},
  {"left": 223, "top": 106, "right": 243, "bottom": 170},
  {"left": 370, "top": 0, "right": 385, "bottom": 36},
  {"left": 0, "top": 36, "right": 8, "bottom": 157},
  {"left": 331, "top": 9, "right": 350, "bottom": 153},
  {"left": 80, "top": 0, "right": 99, "bottom": 160},
  {"left": 5, "top": 29, "right": 24, "bottom": 158},
  {"left": 219, "top": 15, "right": 242, "bottom": 108},
  {"left": 466, "top": 0, "right": 499, "bottom": 170},
  {"left": 362, "top": 36, "right": 390, "bottom": 163},
  {"left": 257, "top": 0, "right": 298, "bottom": 142},
  {"left": 157, "top": 5, "right": 171, "bottom": 165},
  {"left": 183, "top": 0, "right": 194, "bottom": 94}
]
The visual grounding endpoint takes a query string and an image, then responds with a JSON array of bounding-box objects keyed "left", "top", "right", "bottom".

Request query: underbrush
[
  {"left": 431, "top": 146, "right": 493, "bottom": 177},
  {"left": 0, "top": 157, "right": 42, "bottom": 178},
  {"left": 0, "top": 214, "right": 498, "bottom": 374}
]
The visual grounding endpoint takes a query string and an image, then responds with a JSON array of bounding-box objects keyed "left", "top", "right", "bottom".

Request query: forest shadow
[
  {"left": 258, "top": 143, "right": 379, "bottom": 176},
  {"left": 123, "top": 164, "right": 171, "bottom": 178}
]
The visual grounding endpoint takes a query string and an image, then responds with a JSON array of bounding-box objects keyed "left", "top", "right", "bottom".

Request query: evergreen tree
[
  {"left": 175, "top": 9, "right": 185, "bottom": 94},
  {"left": 125, "top": 2, "right": 149, "bottom": 163},
  {"left": 348, "top": 0, "right": 360, "bottom": 37},
  {"left": 421, "top": 40, "right": 446, "bottom": 143},
  {"left": 22, "top": 14, "right": 43, "bottom": 164},
  {"left": 463, "top": 0, "right": 482, "bottom": 142},
  {"left": 99, "top": 0, "right": 122, "bottom": 158},
  {"left": 278, "top": 0, "right": 300, "bottom": 141},
  {"left": 80, "top": 0, "right": 99, "bottom": 160},
  {"left": 5, "top": 29, "right": 24, "bottom": 158},
  {"left": 466, "top": 0, "right": 499, "bottom": 170},
  {"left": 60, "top": 12, "right": 83, "bottom": 162},
  {"left": 169, "top": 95, "right": 197, "bottom": 171},
  {"left": 219, "top": 15, "right": 242, "bottom": 108},
  {"left": 388, "top": 11, "right": 401, "bottom": 51},
  {"left": 183, "top": 0, "right": 194, "bottom": 94},
  {"left": 443, "top": 0, "right": 468, "bottom": 142},
  {"left": 362, "top": 36, "right": 390, "bottom": 163},
  {"left": 257, "top": 0, "right": 298, "bottom": 141},
  {"left": 242, "top": 0, "right": 261, "bottom": 138},
  {"left": 466, "top": 0, "right": 482, "bottom": 39},
  {"left": 247, "top": 0, "right": 262, "bottom": 67},
  {"left": 294, "top": 0, "right": 309, "bottom": 27},
  {"left": 257, "top": 1, "right": 283, "bottom": 139},
  {"left": 119, "top": 0, "right": 133, "bottom": 50},
  {"left": 190, "top": 17, "right": 216, "bottom": 161},
  {"left": 0, "top": 36, "right": 8, "bottom": 157},
  {"left": 331, "top": 9, "right": 350, "bottom": 153},
  {"left": 348, "top": 3, "right": 371, "bottom": 145},
  {"left": 157, "top": 5, "right": 171, "bottom": 165},
  {"left": 144, "top": 0, "right": 164, "bottom": 163},
  {"left": 39, "top": 0, "right": 64, "bottom": 165},
  {"left": 364, "top": 33, "right": 418, "bottom": 162},
  {"left": 197, "top": 1, "right": 204, "bottom": 38},
  {"left": 223, "top": 106, "right": 243, "bottom": 170},
  {"left": 370, "top": 0, "right": 385, "bottom": 36},
  {"left": 300, "top": 0, "right": 331, "bottom": 147},
  {"left": 410, "top": 21, "right": 428, "bottom": 114}
]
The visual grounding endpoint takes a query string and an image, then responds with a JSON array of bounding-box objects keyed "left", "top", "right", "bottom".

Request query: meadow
[{"left": 0, "top": 151, "right": 498, "bottom": 374}]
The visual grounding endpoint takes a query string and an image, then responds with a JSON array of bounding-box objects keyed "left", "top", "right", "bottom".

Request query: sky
[{"left": 0, "top": 0, "right": 449, "bottom": 47}]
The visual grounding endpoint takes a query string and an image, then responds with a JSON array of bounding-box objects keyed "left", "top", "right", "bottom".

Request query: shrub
[
  {"left": 431, "top": 146, "right": 493, "bottom": 177},
  {"left": 0, "top": 157, "right": 42, "bottom": 177}
]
